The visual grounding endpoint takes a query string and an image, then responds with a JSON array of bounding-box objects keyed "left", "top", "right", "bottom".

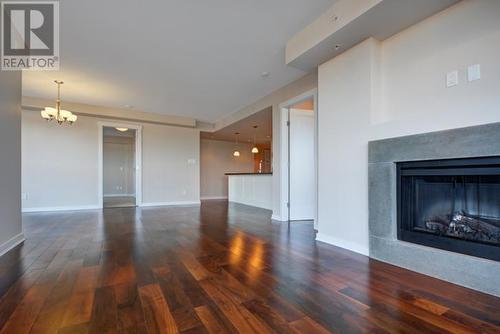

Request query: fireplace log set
[{"left": 425, "top": 212, "right": 500, "bottom": 244}]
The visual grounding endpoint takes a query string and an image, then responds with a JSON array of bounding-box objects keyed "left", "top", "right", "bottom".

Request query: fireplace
[{"left": 397, "top": 156, "right": 500, "bottom": 261}]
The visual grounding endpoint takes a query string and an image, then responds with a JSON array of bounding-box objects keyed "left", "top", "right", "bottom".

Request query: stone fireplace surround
[{"left": 369, "top": 122, "right": 500, "bottom": 297}]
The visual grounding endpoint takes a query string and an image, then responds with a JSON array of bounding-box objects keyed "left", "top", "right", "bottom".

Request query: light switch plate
[
  {"left": 446, "top": 70, "right": 459, "bottom": 88},
  {"left": 468, "top": 64, "right": 480, "bottom": 82},
  {"left": 21, "top": 193, "right": 27, "bottom": 200}
]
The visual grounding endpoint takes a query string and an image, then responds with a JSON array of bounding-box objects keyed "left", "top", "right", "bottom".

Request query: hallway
[{"left": 0, "top": 201, "right": 498, "bottom": 333}]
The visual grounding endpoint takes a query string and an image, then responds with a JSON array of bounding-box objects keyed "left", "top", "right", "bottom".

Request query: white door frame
[
  {"left": 277, "top": 89, "right": 318, "bottom": 228},
  {"left": 98, "top": 121, "right": 143, "bottom": 208}
]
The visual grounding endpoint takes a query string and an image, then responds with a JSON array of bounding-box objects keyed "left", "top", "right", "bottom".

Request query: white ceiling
[
  {"left": 201, "top": 107, "right": 272, "bottom": 145},
  {"left": 22, "top": 0, "right": 335, "bottom": 123}
]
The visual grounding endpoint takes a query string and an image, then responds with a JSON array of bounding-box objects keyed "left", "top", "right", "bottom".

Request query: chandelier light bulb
[
  {"left": 67, "top": 114, "right": 78, "bottom": 124},
  {"left": 41, "top": 109, "right": 51, "bottom": 120}
]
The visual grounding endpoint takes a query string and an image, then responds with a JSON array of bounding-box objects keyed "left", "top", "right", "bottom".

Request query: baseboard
[
  {"left": 103, "top": 194, "right": 135, "bottom": 198},
  {"left": 22, "top": 205, "right": 101, "bottom": 213},
  {"left": 200, "top": 196, "right": 228, "bottom": 200},
  {"left": 228, "top": 200, "right": 273, "bottom": 211},
  {"left": 140, "top": 201, "right": 201, "bottom": 208},
  {"left": 271, "top": 214, "right": 285, "bottom": 221},
  {"left": 316, "top": 233, "right": 369, "bottom": 256},
  {"left": 0, "top": 232, "right": 25, "bottom": 257}
]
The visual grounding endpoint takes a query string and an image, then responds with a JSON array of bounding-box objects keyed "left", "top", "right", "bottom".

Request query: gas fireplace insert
[{"left": 397, "top": 156, "right": 500, "bottom": 261}]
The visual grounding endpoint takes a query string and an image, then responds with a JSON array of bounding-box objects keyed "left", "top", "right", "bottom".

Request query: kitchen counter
[
  {"left": 226, "top": 173, "right": 272, "bottom": 210},
  {"left": 225, "top": 172, "right": 272, "bottom": 176}
]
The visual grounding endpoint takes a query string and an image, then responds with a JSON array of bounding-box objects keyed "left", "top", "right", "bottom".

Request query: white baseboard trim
[
  {"left": 0, "top": 232, "right": 25, "bottom": 257},
  {"left": 316, "top": 233, "right": 369, "bottom": 256},
  {"left": 140, "top": 201, "right": 201, "bottom": 208},
  {"left": 200, "top": 196, "right": 228, "bottom": 200},
  {"left": 103, "top": 194, "right": 135, "bottom": 198},
  {"left": 229, "top": 200, "right": 273, "bottom": 211},
  {"left": 271, "top": 214, "right": 285, "bottom": 221},
  {"left": 22, "top": 205, "right": 101, "bottom": 213}
]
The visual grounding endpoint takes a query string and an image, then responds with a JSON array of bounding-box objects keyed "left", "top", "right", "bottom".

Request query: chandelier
[{"left": 40, "top": 80, "right": 77, "bottom": 125}]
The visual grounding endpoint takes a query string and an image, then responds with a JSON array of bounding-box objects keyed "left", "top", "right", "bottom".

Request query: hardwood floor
[{"left": 0, "top": 200, "right": 499, "bottom": 333}]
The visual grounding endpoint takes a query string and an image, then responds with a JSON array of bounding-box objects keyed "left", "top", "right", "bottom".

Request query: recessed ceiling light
[{"left": 261, "top": 71, "right": 270, "bottom": 78}]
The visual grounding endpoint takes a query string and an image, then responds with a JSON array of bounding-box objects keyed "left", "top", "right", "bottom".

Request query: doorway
[
  {"left": 289, "top": 102, "right": 315, "bottom": 221},
  {"left": 98, "top": 122, "right": 142, "bottom": 208},
  {"left": 279, "top": 90, "right": 318, "bottom": 227}
]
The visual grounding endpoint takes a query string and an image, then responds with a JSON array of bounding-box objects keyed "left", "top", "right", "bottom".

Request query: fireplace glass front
[{"left": 397, "top": 157, "right": 500, "bottom": 261}]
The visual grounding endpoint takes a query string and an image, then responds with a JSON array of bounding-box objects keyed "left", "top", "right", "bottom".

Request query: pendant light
[
  {"left": 251, "top": 125, "right": 259, "bottom": 154},
  {"left": 40, "top": 80, "right": 77, "bottom": 125},
  {"left": 233, "top": 132, "right": 241, "bottom": 157}
]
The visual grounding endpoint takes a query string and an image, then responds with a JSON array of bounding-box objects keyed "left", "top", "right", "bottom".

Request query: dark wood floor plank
[
  {"left": 0, "top": 268, "right": 44, "bottom": 329},
  {"left": 243, "top": 299, "right": 297, "bottom": 334},
  {"left": 88, "top": 286, "right": 119, "bottom": 334},
  {"left": 339, "top": 286, "right": 475, "bottom": 334},
  {"left": 194, "top": 305, "right": 229, "bottom": 334},
  {"left": 138, "top": 284, "right": 178, "bottom": 334},
  {"left": 0, "top": 282, "right": 53, "bottom": 334},
  {"left": 153, "top": 266, "right": 204, "bottom": 332},
  {"left": 60, "top": 265, "right": 100, "bottom": 329},
  {"left": 289, "top": 317, "right": 332, "bottom": 334},
  {"left": 0, "top": 202, "right": 495, "bottom": 334},
  {"left": 30, "top": 259, "right": 83, "bottom": 333},
  {"left": 57, "top": 322, "right": 89, "bottom": 334},
  {"left": 198, "top": 278, "right": 274, "bottom": 333},
  {"left": 114, "top": 282, "right": 147, "bottom": 334}
]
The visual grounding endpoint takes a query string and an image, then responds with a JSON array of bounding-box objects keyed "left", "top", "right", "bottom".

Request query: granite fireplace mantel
[{"left": 368, "top": 122, "right": 500, "bottom": 297}]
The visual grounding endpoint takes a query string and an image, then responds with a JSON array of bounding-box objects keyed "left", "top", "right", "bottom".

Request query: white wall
[
  {"left": 318, "top": 39, "right": 379, "bottom": 255},
  {"left": 317, "top": 0, "right": 500, "bottom": 255},
  {"left": 23, "top": 112, "right": 102, "bottom": 210},
  {"left": 200, "top": 139, "right": 254, "bottom": 199},
  {"left": 0, "top": 72, "right": 23, "bottom": 255},
  {"left": 372, "top": 0, "right": 500, "bottom": 140},
  {"left": 22, "top": 110, "right": 200, "bottom": 211},
  {"left": 103, "top": 136, "right": 135, "bottom": 196},
  {"left": 142, "top": 124, "right": 200, "bottom": 205}
]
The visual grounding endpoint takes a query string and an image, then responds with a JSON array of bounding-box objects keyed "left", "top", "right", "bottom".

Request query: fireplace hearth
[{"left": 397, "top": 156, "right": 500, "bottom": 261}]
